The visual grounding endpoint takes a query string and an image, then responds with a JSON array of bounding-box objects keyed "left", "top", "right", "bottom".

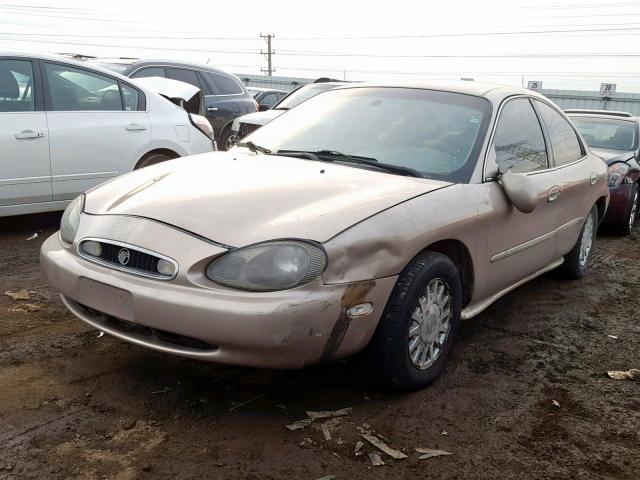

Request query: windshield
[
  {"left": 275, "top": 83, "right": 340, "bottom": 110},
  {"left": 88, "top": 62, "right": 130, "bottom": 75},
  {"left": 572, "top": 117, "right": 637, "bottom": 151},
  {"left": 242, "top": 87, "right": 491, "bottom": 183}
]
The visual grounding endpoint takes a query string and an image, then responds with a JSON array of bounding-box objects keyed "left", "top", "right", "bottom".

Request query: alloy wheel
[
  {"left": 407, "top": 278, "right": 452, "bottom": 370},
  {"left": 579, "top": 213, "right": 595, "bottom": 267},
  {"left": 629, "top": 190, "right": 638, "bottom": 231}
]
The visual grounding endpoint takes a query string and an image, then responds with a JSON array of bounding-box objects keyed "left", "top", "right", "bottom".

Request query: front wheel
[
  {"left": 217, "top": 125, "right": 238, "bottom": 151},
  {"left": 558, "top": 204, "right": 598, "bottom": 279},
  {"left": 369, "top": 251, "right": 462, "bottom": 391}
]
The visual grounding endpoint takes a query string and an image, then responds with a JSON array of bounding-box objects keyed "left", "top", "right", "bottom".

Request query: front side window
[
  {"left": 243, "top": 87, "right": 491, "bottom": 183},
  {"left": 259, "top": 92, "right": 278, "bottom": 107},
  {"left": 0, "top": 59, "right": 34, "bottom": 112},
  {"left": 493, "top": 98, "right": 548, "bottom": 172},
  {"left": 571, "top": 117, "right": 637, "bottom": 151},
  {"left": 534, "top": 101, "right": 583, "bottom": 165},
  {"left": 44, "top": 63, "right": 122, "bottom": 111},
  {"left": 166, "top": 68, "right": 202, "bottom": 90},
  {"left": 204, "top": 72, "right": 243, "bottom": 95}
]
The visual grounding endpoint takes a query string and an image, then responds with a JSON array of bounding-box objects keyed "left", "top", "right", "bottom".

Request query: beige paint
[{"left": 42, "top": 82, "right": 610, "bottom": 368}]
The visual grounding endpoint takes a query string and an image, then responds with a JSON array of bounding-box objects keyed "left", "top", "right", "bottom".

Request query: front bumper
[
  {"left": 603, "top": 183, "right": 633, "bottom": 225},
  {"left": 40, "top": 216, "right": 396, "bottom": 368}
]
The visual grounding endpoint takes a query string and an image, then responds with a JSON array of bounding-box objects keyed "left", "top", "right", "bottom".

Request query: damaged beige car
[{"left": 41, "top": 82, "right": 609, "bottom": 390}]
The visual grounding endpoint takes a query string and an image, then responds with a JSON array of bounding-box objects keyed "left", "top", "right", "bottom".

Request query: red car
[{"left": 568, "top": 110, "right": 640, "bottom": 234}]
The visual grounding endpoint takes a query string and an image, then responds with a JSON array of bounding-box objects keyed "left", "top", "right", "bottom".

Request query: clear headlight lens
[
  {"left": 60, "top": 194, "right": 85, "bottom": 244},
  {"left": 608, "top": 163, "right": 630, "bottom": 187},
  {"left": 205, "top": 240, "right": 327, "bottom": 291}
]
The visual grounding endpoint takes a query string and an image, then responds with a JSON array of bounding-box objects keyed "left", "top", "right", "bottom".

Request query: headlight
[
  {"left": 608, "top": 163, "right": 630, "bottom": 187},
  {"left": 60, "top": 194, "right": 85, "bottom": 244},
  {"left": 205, "top": 240, "right": 327, "bottom": 291}
]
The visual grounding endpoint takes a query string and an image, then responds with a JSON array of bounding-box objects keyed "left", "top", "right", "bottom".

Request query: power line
[
  {"left": 0, "top": 31, "right": 260, "bottom": 41},
  {"left": 276, "top": 50, "right": 640, "bottom": 58},
  {"left": 279, "top": 25, "right": 640, "bottom": 40}
]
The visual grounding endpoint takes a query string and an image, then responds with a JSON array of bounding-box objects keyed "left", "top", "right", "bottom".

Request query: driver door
[
  {"left": 42, "top": 61, "right": 151, "bottom": 201},
  {"left": 483, "top": 97, "right": 565, "bottom": 294}
]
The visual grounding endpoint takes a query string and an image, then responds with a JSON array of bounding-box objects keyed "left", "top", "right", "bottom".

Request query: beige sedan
[{"left": 41, "top": 81, "right": 609, "bottom": 390}]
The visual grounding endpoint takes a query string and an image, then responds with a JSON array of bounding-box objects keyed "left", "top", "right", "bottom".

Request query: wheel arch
[
  {"left": 419, "top": 239, "right": 474, "bottom": 308},
  {"left": 595, "top": 195, "right": 608, "bottom": 226},
  {"left": 135, "top": 148, "right": 180, "bottom": 169}
]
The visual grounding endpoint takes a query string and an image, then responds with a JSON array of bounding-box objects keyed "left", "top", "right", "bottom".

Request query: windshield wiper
[
  {"left": 312, "top": 150, "right": 423, "bottom": 178},
  {"left": 275, "top": 149, "right": 321, "bottom": 161},
  {"left": 235, "top": 141, "right": 272, "bottom": 154}
]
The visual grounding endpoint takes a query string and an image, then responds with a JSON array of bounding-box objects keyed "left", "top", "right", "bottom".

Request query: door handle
[
  {"left": 590, "top": 172, "right": 598, "bottom": 185},
  {"left": 15, "top": 130, "right": 45, "bottom": 140},
  {"left": 206, "top": 107, "right": 218, "bottom": 112},
  {"left": 125, "top": 123, "right": 147, "bottom": 131},
  {"left": 548, "top": 186, "right": 561, "bottom": 202}
]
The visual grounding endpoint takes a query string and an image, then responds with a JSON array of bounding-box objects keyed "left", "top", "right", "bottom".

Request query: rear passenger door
[
  {"left": 532, "top": 99, "right": 590, "bottom": 257},
  {"left": 201, "top": 71, "right": 247, "bottom": 134},
  {"left": 42, "top": 61, "right": 151, "bottom": 201},
  {"left": 0, "top": 57, "right": 51, "bottom": 208}
]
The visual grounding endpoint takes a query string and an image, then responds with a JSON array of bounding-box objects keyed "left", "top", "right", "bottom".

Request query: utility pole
[{"left": 260, "top": 33, "right": 275, "bottom": 76}]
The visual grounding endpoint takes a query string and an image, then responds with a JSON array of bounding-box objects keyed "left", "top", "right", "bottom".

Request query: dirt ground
[{"left": 0, "top": 212, "right": 638, "bottom": 480}]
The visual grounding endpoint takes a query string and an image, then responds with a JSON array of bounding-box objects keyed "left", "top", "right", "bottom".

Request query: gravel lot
[{"left": 1, "top": 212, "right": 638, "bottom": 480}]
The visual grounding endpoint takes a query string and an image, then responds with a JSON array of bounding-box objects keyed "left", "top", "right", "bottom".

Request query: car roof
[
  {"left": 565, "top": 109, "right": 638, "bottom": 121},
  {"left": 248, "top": 87, "right": 288, "bottom": 93},
  {"left": 331, "top": 80, "right": 542, "bottom": 102},
  {"left": 88, "top": 57, "right": 236, "bottom": 76}
]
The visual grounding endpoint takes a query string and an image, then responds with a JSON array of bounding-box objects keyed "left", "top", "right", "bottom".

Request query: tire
[
  {"left": 217, "top": 125, "right": 238, "bottom": 151},
  {"left": 616, "top": 183, "right": 638, "bottom": 236},
  {"left": 558, "top": 205, "right": 598, "bottom": 279},
  {"left": 369, "top": 251, "right": 462, "bottom": 391},
  {"left": 135, "top": 152, "right": 173, "bottom": 170}
]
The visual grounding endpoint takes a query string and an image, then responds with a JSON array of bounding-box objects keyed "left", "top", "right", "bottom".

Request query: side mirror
[
  {"left": 258, "top": 104, "right": 270, "bottom": 112},
  {"left": 500, "top": 168, "right": 539, "bottom": 214}
]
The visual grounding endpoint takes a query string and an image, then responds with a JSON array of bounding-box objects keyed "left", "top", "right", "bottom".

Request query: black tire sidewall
[
  {"left": 136, "top": 153, "right": 171, "bottom": 170},
  {"left": 373, "top": 252, "right": 462, "bottom": 390}
]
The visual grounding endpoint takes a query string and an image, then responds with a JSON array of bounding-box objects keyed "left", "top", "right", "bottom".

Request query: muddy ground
[{"left": 0, "top": 212, "right": 638, "bottom": 480}]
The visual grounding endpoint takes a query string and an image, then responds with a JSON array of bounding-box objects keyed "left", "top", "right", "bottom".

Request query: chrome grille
[{"left": 77, "top": 238, "right": 177, "bottom": 280}]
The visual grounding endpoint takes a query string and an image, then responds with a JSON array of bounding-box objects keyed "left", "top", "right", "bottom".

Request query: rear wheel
[
  {"left": 369, "top": 251, "right": 461, "bottom": 391},
  {"left": 558, "top": 204, "right": 598, "bottom": 279},
  {"left": 617, "top": 183, "right": 638, "bottom": 235},
  {"left": 135, "top": 152, "right": 174, "bottom": 170}
]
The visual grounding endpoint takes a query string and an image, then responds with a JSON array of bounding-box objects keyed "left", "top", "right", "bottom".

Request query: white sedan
[{"left": 0, "top": 52, "right": 215, "bottom": 217}]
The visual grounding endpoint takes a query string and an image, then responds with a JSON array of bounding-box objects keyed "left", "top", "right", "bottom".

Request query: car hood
[
  {"left": 83, "top": 152, "right": 450, "bottom": 247},
  {"left": 231, "top": 109, "right": 284, "bottom": 130},
  {"left": 590, "top": 147, "right": 635, "bottom": 165}
]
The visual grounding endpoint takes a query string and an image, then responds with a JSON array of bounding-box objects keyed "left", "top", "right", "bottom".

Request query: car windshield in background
[
  {"left": 89, "top": 62, "right": 130, "bottom": 75},
  {"left": 244, "top": 87, "right": 491, "bottom": 183},
  {"left": 274, "top": 83, "right": 339, "bottom": 110},
  {"left": 572, "top": 117, "right": 637, "bottom": 151}
]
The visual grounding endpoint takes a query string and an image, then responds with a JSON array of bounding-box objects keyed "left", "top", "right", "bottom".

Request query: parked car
[
  {"left": 247, "top": 87, "right": 288, "bottom": 109},
  {"left": 41, "top": 81, "right": 609, "bottom": 390},
  {"left": 224, "top": 81, "right": 346, "bottom": 149},
  {"left": 566, "top": 109, "right": 640, "bottom": 234},
  {"left": 0, "top": 52, "right": 214, "bottom": 217},
  {"left": 87, "top": 58, "right": 258, "bottom": 144}
]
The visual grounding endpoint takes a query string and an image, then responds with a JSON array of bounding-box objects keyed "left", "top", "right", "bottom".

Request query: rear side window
[
  {"left": 44, "top": 63, "right": 123, "bottom": 111},
  {"left": 534, "top": 101, "right": 584, "bottom": 165},
  {"left": 130, "top": 67, "right": 166, "bottom": 79},
  {"left": 493, "top": 98, "right": 548, "bottom": 172},
  {"left": 121, "top": 83, "right": 140, "bottom": 111},
  {"left": 204, "top": 72, "right": 243, "bottom": 95},
  {"left": 0, "top": 59, "right": 34, "bottom": 112}
]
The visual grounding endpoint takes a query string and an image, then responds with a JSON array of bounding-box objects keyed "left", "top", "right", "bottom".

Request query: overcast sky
[{"left": 3, "top": 0, "right": 640, "bottom": 92}]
